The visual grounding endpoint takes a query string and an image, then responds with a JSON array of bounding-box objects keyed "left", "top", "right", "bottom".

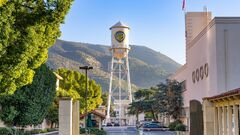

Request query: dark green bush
[
  {"left": 168, "top": 120, "right": 182, "bottom": 131},
  {"left": 80, "top": 128, "right": 86, "bottom": 133},
  {"left": 0, "top": 127, "right": 13, "bottom": 135},
  {"left": 80, "top": 128, "right": 106, "bottom": 135},
  {"left": 175, "top": 123, "right": 186, "bottom": 131},
  {"left": 46, "top": 128, "right": 57, "bottom": 132}
]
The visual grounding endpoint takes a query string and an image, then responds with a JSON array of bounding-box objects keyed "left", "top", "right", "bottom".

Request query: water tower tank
[{"left": 110, "top": 21, "right": 130, "bottom": 59}]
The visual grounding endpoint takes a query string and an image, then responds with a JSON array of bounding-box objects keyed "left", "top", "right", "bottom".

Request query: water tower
[{"left": 106, "top": 21, "right": 133, "bottom": 125}]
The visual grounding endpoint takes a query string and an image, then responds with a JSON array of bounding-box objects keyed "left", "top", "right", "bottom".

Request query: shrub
[
  {"left": 80, "top": 128, "right": 86, "bottom": 133},
  {"left": 80, "top": 128, "right": 106, "bottom": 135},
  {"left": 24, "top": 129, "right": 42, "bottom": 134},
  {"left": 0, "top": 127, "right": 13, "bottom": 135},
  {"left": 46, "top": 128, "right": 57, "bottom": 132},
  {"left": 168, "top": 120, "right": 182, "bottom": 131},
  {"left": 175, "top": 123, "right": 186, "bottom": 131}
]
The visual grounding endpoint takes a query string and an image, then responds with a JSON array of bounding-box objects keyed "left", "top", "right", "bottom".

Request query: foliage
[
  {"left": 129, "top": 88, "right": 159, "bottom": 121},
  {"left": 46, "top": 102, "right": 59, "bottom": 128},
  {"left": 0, "top": 64, "right": 56, "bottom": 126},
  {"left": 0, "top": 0, "right": 6, "bottom": 6},
  {"left": 80, "top": 128, "right": 106, "bottom": 135},
  {"left": 101, "top": 93, "right": 108, "bottom": 106},
  {"left": 165, "top": 80, "right": 183, "bottom": 119},
  {"left": 128, "top": 100, "right": 144, "bottom": 123},
  {"left": 129, "top": 79, "right": 183, "bottom": 121},
  {"left": 168, "top": 120, "right": 182, "bottom": 131},
  {"left": 175, "top": 123, "right": 186, "bottom": 131},
  {"left": 56, "top": 68, "right": 103, "bottom": 114},
  {"left": 0, "top": 0, "right": 73, "bottom": 95},
  {"left": 168, "top": 120, "right": 186, "bottom": 131},
  {"left": 0, "top": 127, "right": 13, "bottom": 135}
]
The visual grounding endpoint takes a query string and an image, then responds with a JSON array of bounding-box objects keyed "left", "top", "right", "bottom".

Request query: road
[{"left": 104, "top": 126, "right": 175, "bottom": 135}]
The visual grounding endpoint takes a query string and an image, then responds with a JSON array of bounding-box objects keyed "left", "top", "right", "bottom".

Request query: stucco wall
[{"left": 172, "top": 17, "right": 240, "bottom": 108}]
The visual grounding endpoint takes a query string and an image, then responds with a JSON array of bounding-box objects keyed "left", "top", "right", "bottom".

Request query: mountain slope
[{"left": 47, "top": 39, "right": 181, "bottom": 92}]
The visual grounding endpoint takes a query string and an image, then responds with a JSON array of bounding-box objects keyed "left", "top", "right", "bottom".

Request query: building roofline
[
  {"left": 80, "top": 110, "right": 106, "bottom": 119},
  {"left": 169, "top": 64, "right": 187, "bottom": 79},
  {"left": 203, "top": 88, "right": 240, "bottom": 101},
  {"left": 187, "top": 17, "right": 240, "bottom": 50},
  {"left": 110, "top": 21, "right": 130, "bottom": 30}
]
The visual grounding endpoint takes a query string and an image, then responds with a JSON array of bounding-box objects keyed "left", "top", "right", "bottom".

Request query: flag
[{"left": 182, "top": 0, "right": 186, "bottom": 11}]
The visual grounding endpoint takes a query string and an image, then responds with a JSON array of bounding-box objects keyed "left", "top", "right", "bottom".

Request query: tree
[
  {"left": 56, "top": 68, "right": 103, "bottom": 114},
  {"left": 0, "top": 64, "right": 56, "bottom": 126},
  {"left": 154, "top": 80, "right": 183, "bottom": 120},
  {"left": 129, "top": 88, "right": 158, "bottom": 121},
  {"left": 0, "top": 0, "right": 73, "bottom": 95},
  {"left": 128, "top": 101, "right": 143, "bottom": 124},
  {"left": 130, "top": 80, "right": 183, "bottom": 121},
  {"left": 0, "top": 0, "right": 7, "bottom": 6},
  {"left": 165, "top": 80, "right": 183, "bottom": 120},
  {"left": 46, "top": 102, "right": 59, "bottom": 128},
  {"left": 101, "top": 93, "right": 108, "bottom": 106}
]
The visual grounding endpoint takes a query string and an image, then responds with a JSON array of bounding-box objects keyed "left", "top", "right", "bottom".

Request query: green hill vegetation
[{"left": 47, "top": 39, "right": 181, "bottom": 92}]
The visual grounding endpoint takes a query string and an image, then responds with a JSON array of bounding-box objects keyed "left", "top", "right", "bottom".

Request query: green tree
[
  {"left": 46, "top": 102, "right": 59, "bottom": 128},
  {"left": 130, "top": 80, "right": 183, "bottom": 121},
  {"left": 128, "top": 101, "right": 143, "bottom": 124},
  {"left": 0, "top": 64, "right": 56, "bottom": 126},
  {"left": 129, "top": 88, "right": 158, "bottom": 121},
  {"left": 154, "top": 80, "right": 183, "bottom": 120},
  {"left": 0, "top": 0, "right": 7, "bottom": 6},
  {"left": 0, "top": 0, "right": 73, "bottom": 95},
  {"left": 56, "top": 68, "right": 103, "bottom": 114},
  {"left": 101, "top": 92, "right": 108, "bottom": 107},
  {"left": 165, "top": 80, "right": 183, "bottom": 120}
]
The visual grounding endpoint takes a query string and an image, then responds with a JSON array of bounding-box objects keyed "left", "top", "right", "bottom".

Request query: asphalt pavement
[
  {"left": 40, "top": 127, "right": 175, "bottom": 135},
  {"left": 104, "top": 126, "right": 175, "bottom": 135}
]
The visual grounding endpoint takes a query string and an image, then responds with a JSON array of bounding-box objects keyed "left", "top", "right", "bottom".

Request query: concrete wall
[
  {"left": 185, "top": 12, "right": 212, "bottom": 45},
  {"left": 172, "top": 17, "right": 240, "bottom": 108},
  {"left": 72, "top": 101, "right": 79, "bottom": 135},
  {"left": 215, "top": 21, "right": 240, "bottom": 93},
  {"left": 59, "top": 98, "right": 73, "bottom": 135}
]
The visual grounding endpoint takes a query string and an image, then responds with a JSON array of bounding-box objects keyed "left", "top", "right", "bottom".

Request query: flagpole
[{"left": 182, "top": 0, "right": 187, "bottom": 14}]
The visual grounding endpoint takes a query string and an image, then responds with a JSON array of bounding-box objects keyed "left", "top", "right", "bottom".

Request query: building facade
[{"left": 170, "top": 11, "right": 240, "bottom": 127}]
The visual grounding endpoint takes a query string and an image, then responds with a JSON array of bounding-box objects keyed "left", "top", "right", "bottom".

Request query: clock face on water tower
[{"left": 114, "top": 31, "right": 125, "bottom": 43}]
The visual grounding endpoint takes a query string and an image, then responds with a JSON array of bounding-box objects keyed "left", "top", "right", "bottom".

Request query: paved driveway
[{"left": 104, "top": 126, "right": 175, "bottom": 135}]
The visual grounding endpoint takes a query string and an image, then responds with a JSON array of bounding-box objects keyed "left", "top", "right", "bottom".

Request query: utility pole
[{"left": 79, "top": 66, "right": 93, "bottom": 135}]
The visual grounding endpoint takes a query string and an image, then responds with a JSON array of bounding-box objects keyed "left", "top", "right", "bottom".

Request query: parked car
[
  {"left": 114, "top": 123, "right": 120, "bottom": 126},
  {"left": 142, "top": 123, "right": 169, "bottom": 131},
  {"left": 106, "top": 123, "right": 113, "bottom": 126}
]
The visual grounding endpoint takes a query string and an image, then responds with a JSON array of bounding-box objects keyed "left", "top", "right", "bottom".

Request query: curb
[{"left": 35, "top": 131, "right": 58, "bottom": 135}]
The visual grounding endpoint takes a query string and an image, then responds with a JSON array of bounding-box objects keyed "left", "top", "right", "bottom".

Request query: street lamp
[{"left": 79, "top": 66, "right": 93, "bottom": 135}]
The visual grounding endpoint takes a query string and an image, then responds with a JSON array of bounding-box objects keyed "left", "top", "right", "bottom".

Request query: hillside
[{"left": 47, "top": 39, "right": 181, "bottom": 92}]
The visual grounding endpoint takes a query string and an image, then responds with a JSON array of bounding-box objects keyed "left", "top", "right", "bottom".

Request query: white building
[{"left": 170, "top": 11, "right": 240, "bottom": 127}]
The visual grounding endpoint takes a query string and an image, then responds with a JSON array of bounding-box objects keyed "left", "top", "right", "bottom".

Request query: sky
[{"left": 60, "top": 0, "right": 240, "bottom": 65}]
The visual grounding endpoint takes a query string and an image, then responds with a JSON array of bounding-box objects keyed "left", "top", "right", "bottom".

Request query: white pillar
[
  {"left": 106, "top": 56, "right": 114, "bottom": 123},
  {"left": 59, "top": 98, "right": 73, "bottom": 135},
  {"left": 218, "top": 107, "right": 223, "bottom": 135},
  {"left": 203, "top": 100, "right": 215, "bottom": 135},
  {"left": 228, "top": 105, "right": 233, "bottom": 135},
  {"left": 223, "top": 106, "right": 227, "bottom": 135},
  {"left": 214, "top": 107, "right": 219, "bottom": 135},
  {"left": 72, "top": 101, "right": 79, "bottom": 135},
  {"left": 233, "top": 105, "right": 239, "bottom": 135}
]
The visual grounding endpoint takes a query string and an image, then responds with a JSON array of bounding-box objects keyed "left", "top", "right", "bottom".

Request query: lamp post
[{"left": 79, "top": 66, "right": 93, "bottom": 135}]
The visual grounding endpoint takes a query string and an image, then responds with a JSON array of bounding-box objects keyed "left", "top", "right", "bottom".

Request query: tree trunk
[
  {"left": 51, "top": 122, "right": 53, "bottom": 128},
  {"left": 136, "top": 111, "right": 139, "bottom": 124},
  {"left": 151, "top": 109, "right": 157, "bottom": 121}
]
